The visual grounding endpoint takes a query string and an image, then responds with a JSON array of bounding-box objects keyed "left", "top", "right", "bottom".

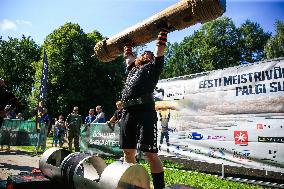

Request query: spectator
[
  {"left": 16, "top": 113, "right": 24, "bottom": 120},
  {"left": 35, "top": 107, "right": 51, "bottom": 153},
  {"left": 48, "top": 118, "right": 56, "bottom": 136},
  {"left": 85, "top": 108, "right": 96, "bottom": 125},
  {"left": 6, "top": 108, "right": 16, "bottom": 119},
  {"left": 92, "top": 105, "right": 106, "bottom": 123},
  {"left": 66, "top": 106, "right": 82, "bottom": 152},
  {"left": 107, "top": 101, "right": 123, "bottom": 130},
  {"left": 52, "top": 115, "right": 65, "bottom": 147},
  {"left": 159, "top": 111, "right": 171, "bottom": 153},
  {"left": 0, "top": 78, "right": 18, "bottom": 128},
  {"left": 0, "top": 78, "right": 19, "bottom": 151},
  {"left": 0, "top": 79, "right": 18, "bottom": 118}
]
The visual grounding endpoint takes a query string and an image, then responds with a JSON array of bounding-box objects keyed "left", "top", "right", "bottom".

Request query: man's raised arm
[
  {"left": 154, "top": 29, "right": 168, "bottom": 57},
  {"left": 123, "top": 43, "right": 136, "bottom": 66}
]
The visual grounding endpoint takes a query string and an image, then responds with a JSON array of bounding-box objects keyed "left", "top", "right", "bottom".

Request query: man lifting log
[{"left": 119, "top": 28, "right": 168, "bottom": 189}]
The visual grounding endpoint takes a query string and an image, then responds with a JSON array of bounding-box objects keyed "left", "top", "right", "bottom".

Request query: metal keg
[
  {"left": 98, "top": 161, "right": 150, "bottom": 189},
  {"left": 39, "top": 147, "right": 71, "bottom": 180},
  {"left": 40, "top": 148, "right": 150, "bottom": 189},
  {"left": 61, "top": 152, "right": 107, "bottom": 189}
]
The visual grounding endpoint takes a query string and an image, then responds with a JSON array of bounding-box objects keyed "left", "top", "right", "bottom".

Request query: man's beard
[{"left": 136, "top": 58, "right": 152, "bottom": 66}]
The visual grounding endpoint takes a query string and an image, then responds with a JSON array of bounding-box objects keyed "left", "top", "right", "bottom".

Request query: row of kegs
[{"left": 39, "top": 147, "right": 150, "bottom": 189}]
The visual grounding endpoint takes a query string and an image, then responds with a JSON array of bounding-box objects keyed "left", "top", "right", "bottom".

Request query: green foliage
[
  {"left": 264, "top": 20, "right": 284, "bottom": 59},
  {"left": 162, "top": 17, "right": 241, "bottom": 78},
  {"left": 161, "top": 159, "right": 185, "bottom": 170},
  {"left": 140, "top": 162, "right": 267, "bottom": 189},
  {"left": 238, "top": 20, "right": 271, "bottom": 63},
  {"left": 163, "top": 169, "right": 265, "bottom": 189},
  {"left": 0, "top": 35, "right": 40, "bottom": 117},
  {"left": 162, "top": 17, "right": 271, "bottom": 79},
  {"left": 15, "top": 146, "right": 35, "bottom": 152},
  {"left": 32, "top": 23, "right": 125, "bottom": 119},
  {"left": 104, "top": 156, "right": 116, "bottom": 164},
  {"left": 161, "top": 42, "right": 188, "bottom": 78}
]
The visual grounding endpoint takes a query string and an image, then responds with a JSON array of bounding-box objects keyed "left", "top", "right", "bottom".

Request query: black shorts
[{"left": 119, "top": 107, "right": 158, "bottom": 153}]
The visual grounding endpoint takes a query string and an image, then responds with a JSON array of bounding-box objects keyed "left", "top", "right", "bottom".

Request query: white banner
[{"left": 155, "top": 58, "right": 284, "bottom": 173}]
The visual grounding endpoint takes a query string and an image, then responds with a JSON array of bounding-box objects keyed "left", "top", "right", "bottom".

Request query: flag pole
[{"left": 36, "top": 50, "right": 49, "bottom": 131}]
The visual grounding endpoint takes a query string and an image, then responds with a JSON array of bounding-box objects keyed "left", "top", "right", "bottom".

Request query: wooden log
[{"left": 94, "top": 0, "right": 226, "bottom": 62}]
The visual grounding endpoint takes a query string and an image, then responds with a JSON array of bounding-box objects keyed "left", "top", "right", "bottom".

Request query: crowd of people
[
  {"left": 0, "top": 78, "right": 19, "bottom": 151},
  {"left": 0, "top": 90, "right": 123, "bottom": 153},
  {"left": 32, "top": 102, "right": 123, "bottom": 153}
]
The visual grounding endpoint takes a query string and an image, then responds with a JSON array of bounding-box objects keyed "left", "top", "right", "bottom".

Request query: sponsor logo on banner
[
  {"left": 207, "top": 135, "right": 226, "bottom": 141},
  {"left": 234, "top": 131, "right": 248, "bottom": 145},
  {"left": 268, "top": 149, "right": 277, "bottom": 159},
  {"left": 208, "top": 147, "right": 226, "bottom": 158},
  {"left": 261, "top": 149, "right": 279, "bottom": 165},
  {"left": 258, "top": 136, "right": 284, "bottom": 143},
  {"left": 232, "top": 149, "right": 253, "bottom": 162},
  {"left": 188, "top": 132, "right": 203, "bottom": 140},
  {"left": 257, "top": 123, "right": 264, "bottom": 129},
  {"left": 90, "top": 131, "right": 119, "bottom": 147}
]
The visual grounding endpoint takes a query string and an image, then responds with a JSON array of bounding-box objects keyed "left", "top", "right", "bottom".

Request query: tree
[
  {"left": 264, "top": 20, "right": 284, "bottom": 59},
  {"left": 238, "top": 20, "right": 271, "bottom": 63},
  {"left": 0, "top": 36, "right": 40, "bottom": 116},
  {"left": 33, "top": 23, "right": 125, "bottom": 119},
  {"left": 161, "top": 42, "right": 183, "bottom": 78},
  {"left": 162, "top": 17, "right": 241, "bottom": 78}
]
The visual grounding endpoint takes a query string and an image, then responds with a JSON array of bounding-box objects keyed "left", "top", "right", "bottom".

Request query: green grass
[
  {"left": 103, "top": 157, "right": 269, "bottom": 189},
  {"left": 15, "top": 146, "right": 35, "bottom": 152},
  {"left": 15, "top": 137, "right": 57, "bottom": 154},
  {"left": 141, "top": 162, "right": 269, "bottom": 189},
  {"left": 164, "top": 168, "right": 265, "bottom": 189}
]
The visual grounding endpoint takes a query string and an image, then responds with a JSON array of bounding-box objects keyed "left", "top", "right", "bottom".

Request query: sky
[{"left": 0, "top": 0, "right": 284, "bottom": 49}]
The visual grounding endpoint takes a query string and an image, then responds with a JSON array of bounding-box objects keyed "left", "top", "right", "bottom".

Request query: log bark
[{"left": 94, "top": 0, "right": 226, "bottom": 62}]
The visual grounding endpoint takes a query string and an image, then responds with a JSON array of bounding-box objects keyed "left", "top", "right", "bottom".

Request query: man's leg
[
  {"left": 54, "top": 136, "right": 58, "bottom": 147},
  {"left": 34, "top": 132, "right": 41, "bottom": 152},
  {"left": 160, "top": 132, "right": 164, "bottom": 144},
  {"left": 145, "top": 152, "right": 165, "bottom": 189},
  {"left": 58, "top": 133, "right": 63, "bottom": 147},
  {"left": 35, "top": 128, "right": 44, "bottom": 152},
  {"left": 74, "top": 132, "right": 80, "bottom": 152},
  {"left": 119, "top": 109, "right": 138, "bottom": 163},
  {"left": 68, "top": 131, "right": 73, "bottom": 152},
  {"left": 140, "top": 110, "right": 165, "bottom": 189},
  {"left": 41, "top": 127, "right": 48, "bottom": 152},
  {"left": 123, "top": 149, "right": 136, "bottom": 163},
  {"left": 165, "top": 132, "right": 170, "bottom": 152},
  {"left": 165, "top": 132, "right": 169, "bottom": 146}
]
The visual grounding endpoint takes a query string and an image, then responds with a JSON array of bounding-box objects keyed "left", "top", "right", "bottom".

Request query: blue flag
[{"left": 36, "top": 50, "right": 48, "bottom": 130}]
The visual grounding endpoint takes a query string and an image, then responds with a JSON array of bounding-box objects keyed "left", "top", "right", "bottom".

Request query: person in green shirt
[{"left": 66, "top": 106, "right": 82, "bottom": 152}]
